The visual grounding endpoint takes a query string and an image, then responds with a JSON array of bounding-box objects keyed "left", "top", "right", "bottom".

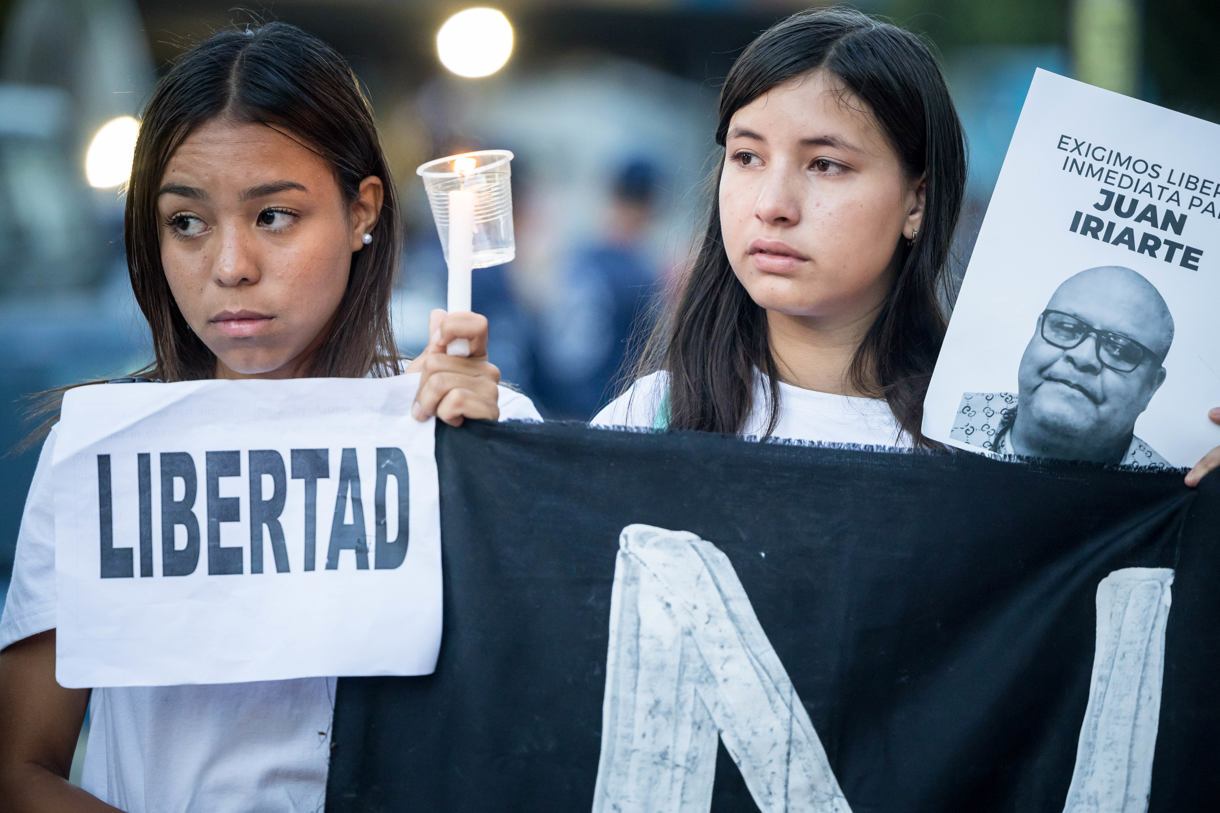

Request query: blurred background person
[
  {"left": 533, "top": 155, "right": 668, "bottom": 419},
  {"left": 471, "top": 151, "right": 545, "bottom": 397}
]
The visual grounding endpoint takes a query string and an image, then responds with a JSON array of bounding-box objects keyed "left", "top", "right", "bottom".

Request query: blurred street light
[
  {"left": 437, "top": 7, "right": 514, "bottom": 79},
  {"left": 85, "top": 115, "right": 138, "bottom": 189}
]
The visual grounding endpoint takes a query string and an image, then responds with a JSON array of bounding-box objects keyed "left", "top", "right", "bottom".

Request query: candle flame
[{"left": 454, "top": 155, "right": 478, "bottom": 176}]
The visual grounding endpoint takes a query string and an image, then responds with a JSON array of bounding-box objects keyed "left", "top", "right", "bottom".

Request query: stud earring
[{"left": 362, "top": 232, "right": 373, "bottom": 245}]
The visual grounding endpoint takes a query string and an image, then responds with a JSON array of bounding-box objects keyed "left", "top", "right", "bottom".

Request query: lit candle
[{"left": 446, "top": 156, "right": 477, "bottom": 356}]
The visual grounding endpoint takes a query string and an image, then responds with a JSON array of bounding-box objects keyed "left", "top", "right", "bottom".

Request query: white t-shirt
[
  {"left": 0, "top": 376, "right": 540, "bottom": 813},
  {"left": 592, "top": 370, "right": 909, "bottom": 448}
]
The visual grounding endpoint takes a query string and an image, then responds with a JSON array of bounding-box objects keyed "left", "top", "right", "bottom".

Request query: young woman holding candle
[
  {"left": 0, "top": 21, "right": 536, "bottom": 811},
  {"left": 591, "top": 6, "right": 1220, "bottom": 486}
]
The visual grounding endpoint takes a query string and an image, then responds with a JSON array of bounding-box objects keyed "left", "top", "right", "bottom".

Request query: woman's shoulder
[{"left": 591, "top": 371, "right": 669, "bottom": 429}]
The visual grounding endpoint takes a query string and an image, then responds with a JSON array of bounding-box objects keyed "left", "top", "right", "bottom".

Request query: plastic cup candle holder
[{"left": 416, "top": 149, "right": 516, "bottom": 356}]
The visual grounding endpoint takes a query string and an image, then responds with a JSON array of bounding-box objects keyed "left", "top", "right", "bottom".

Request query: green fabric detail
[{"left": 653, "top": 389, "right": 670, "bottom": 430}]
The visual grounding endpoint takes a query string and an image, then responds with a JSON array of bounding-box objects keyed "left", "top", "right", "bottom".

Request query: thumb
[{"left": 427, "top": 309, "right": 446, "bottom": 351}]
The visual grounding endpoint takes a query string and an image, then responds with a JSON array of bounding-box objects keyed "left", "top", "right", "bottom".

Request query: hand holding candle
[{"left": 416, "top": 150, "right": 516, "bottom": 358}]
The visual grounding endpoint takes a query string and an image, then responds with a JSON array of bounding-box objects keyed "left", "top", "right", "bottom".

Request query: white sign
[
  {"left": 53, "top": 375, "right": 441, "bottom": 688},
  {"left": 925, "top": 69, "right": 1220, "bottom": 467}
]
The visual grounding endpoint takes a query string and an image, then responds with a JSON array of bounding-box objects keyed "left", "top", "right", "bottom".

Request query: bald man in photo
[{"left": 952, "top": 266, "right": 1174, "bottom": 466}]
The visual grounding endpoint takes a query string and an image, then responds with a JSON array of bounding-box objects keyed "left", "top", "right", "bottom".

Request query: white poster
[
  {"left": 925, "top": 69, "right": 1220, "bottom": 467},
  {"left": 53, "top": 375, "right": 441, "bottom": 688}
]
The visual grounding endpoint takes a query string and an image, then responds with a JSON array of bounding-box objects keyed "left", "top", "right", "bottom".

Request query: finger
[
  {"left": 418, "top": 372, "right": 501, "bottom": 425},
  {"left": 1185, "top": 447, "right": 1220, "bottom": 488},
  {"left": 1184, "top": 408, "right": 1220, "bottom": 486},
  {"left": 403, "top": 309, "right": 449, "bottom": 376},
  {"left": 415, "top": 352, "right": 501, "bottom": 387},
  {"left": 433, "top": 387, "right": 501, "bottom": 427},
  {"left": 417, "top": 370, "right": 500, "bottom": 417},
  {"left": 412, "top": 359, "right": 501, "bottom": 422},
  {"left": 434, "top": 311, "right": 491, "bottom": 358},
  {"left": 427, "top": 309, "right": 445, "bottom": 351}
]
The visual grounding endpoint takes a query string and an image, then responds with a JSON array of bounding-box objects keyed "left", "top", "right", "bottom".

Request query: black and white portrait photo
[{"left": 950, "top": 265, "right": 1173, "bottom": 466}]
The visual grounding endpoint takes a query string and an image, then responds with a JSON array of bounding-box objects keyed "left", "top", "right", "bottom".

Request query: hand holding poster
[
  {"left": 52, "top": 376, "right": 441, "bottom": 687},
  {"left": 924, "top": 69, "right": 1220, "bottom": 466}
]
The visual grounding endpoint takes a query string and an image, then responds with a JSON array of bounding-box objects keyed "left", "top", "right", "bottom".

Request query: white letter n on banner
[
  {"left": 1063, "top": 567, "right": 1174, "bottom": 813},
  {"left": 592, "top": 524, "right": 852, "bottom": 813},
  {"left": 592, "top": 528, "right": 1174, "bottom": 813}
]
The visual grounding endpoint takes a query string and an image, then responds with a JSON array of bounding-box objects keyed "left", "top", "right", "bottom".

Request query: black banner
[{"left": 328, "top": 420, "right": 1218, "bottom": 812}]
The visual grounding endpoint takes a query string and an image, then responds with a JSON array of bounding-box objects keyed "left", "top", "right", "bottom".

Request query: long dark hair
[
  {"left": 18, "top": 22, "right": 402, "bottom": 447},
  {"left": 633, "top": 6, "right": 966, "bottom": 445},
  {"left": 125, "top": 21, "right": 402, "bottom": 381}
]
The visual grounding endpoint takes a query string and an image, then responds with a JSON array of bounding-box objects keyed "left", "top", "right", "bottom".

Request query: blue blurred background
[{"left": 1, "top": 0, "right": 1217, "bottom": 610}]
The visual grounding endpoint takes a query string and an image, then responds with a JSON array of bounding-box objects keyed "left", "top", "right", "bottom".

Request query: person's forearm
[
  {"left": 0, "top": 763, "right": 124, "bottom": 812},
  {"left": 0, "top": 632, "right": 111, "bottom": 812}
]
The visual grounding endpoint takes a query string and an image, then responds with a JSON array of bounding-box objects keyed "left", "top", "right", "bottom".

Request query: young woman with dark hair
[
  {"left": 597, "top": 6, "right": 963, "bottom": 448},
  {"left": 123, "top": 22, "right": 404, "bottom": 383},
  {"left": 0, "top": 22, "right": 536, "bottom": 811}
]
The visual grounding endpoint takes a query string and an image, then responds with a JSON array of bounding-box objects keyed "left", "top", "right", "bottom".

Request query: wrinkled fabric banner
[{"left": 328, "top": 420, "right": 1218, "bottom": 812}]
